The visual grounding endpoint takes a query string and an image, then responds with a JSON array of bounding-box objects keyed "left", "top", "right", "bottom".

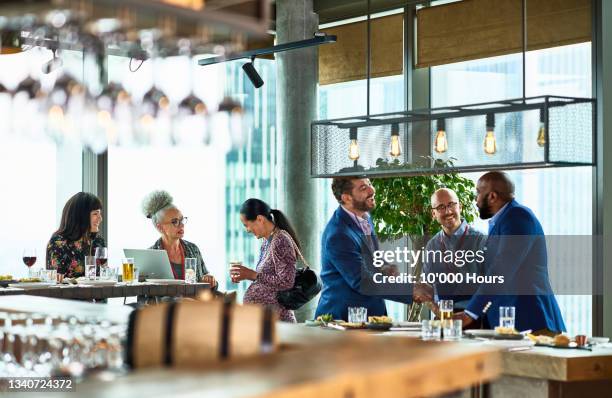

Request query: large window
[
  {"left": 0, "top": 49, "right": 82, "bottom": 278},
  {"left": 319, "top": 74, "right": 407, "bottom": 320},
  {"left": 106, "top": 55, "right": 277, "bottom": 296},
  {"left": 431, "top": 42, "right": 593, "bottom": 336}
]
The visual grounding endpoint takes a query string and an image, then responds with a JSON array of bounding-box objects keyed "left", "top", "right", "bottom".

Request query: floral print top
[
  {"left": 243, "top": 229, "right": 297, "bottom": 323},
  {"left": 46, "top": 232, "right": 106, "bottom": 277}
]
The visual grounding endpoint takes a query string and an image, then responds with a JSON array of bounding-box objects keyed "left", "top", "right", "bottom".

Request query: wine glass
[
  {"left": 22, "top": 248, "right": 37, "bottom": 278},
  {"left": 94, "top": 247, "right": 108, "bottom": 277}
]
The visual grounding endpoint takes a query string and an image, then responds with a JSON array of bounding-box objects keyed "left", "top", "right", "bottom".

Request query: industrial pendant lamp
[
  {"left": 389, "top": 123, "right": 401, "bottom": 158},
  {"left": 537, "top": 107, "right": 546, "bottom": 147},
  {"left": 483, "top": 113, "right": 496, "bottom": 155},
  {"left": 348, "top": 127, "right": 360, "bottom": 160},
  {"left": 434, "top": 119, "right": 448, "bottom": 154}
]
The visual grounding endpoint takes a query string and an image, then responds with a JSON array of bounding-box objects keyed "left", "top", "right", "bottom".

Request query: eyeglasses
[
  {"left": 167, "top": 217, "right": 188, "bottom": 227},
  {"left": 432, "top": 202, "right": 459, "bottom": 212}
]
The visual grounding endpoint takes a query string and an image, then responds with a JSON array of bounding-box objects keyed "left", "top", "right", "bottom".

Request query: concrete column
[
  {"left": 594, "top": 0, "right": 612, "bottom": 338},
  {"left": 276, "top": 0, "right": 319, "bottom": 321}
]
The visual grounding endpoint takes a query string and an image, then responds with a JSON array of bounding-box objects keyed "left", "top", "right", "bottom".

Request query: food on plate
[
  {"left": 337, "top": 321, "right": 365, "bottom": 328},
  {"left": 0, "top": 275, "right": 14, "bottom": 281},
  {"left": 526, "top": 334, "right": 554, "bottom": 345},
  {"left": 316, "top": 314, "right": 334, "bottom": 323},
  {"left": 494, "top": 326, "right": 518, "bottom": 335},
  {"left": 18, "top": 277, "right": 42, "bottom": 283},
  {"left": 553, "top": 334, "right": 570, "bottom": 347},
  {"left": 368, "top": 316, "right": 393, "bottom": 324}
]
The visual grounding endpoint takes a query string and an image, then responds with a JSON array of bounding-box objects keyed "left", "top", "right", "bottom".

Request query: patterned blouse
[
  {"left": 149, "top": 238, "right": 210, "bottom": 282},
  {"left": 46, "top": 232, "right": 106, "bottom": 278},
  {"left": 243, "top": 229, "right": 297, "bottom": 323}
]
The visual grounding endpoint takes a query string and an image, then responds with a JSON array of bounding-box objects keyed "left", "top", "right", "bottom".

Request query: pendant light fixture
[
  {"left": 389, "top": 123, "right": 401, "bottom": 158},
  {"left": 348, "top": 127, "right": 360, "bottom": 160},
  {"left": 434, "top": 118, "right": 448, "bottom": 154},
  {"left": 537, "top": 107, "right": 546, "bottom": 147},
  {"left": 483, "top": 113, "right": 496, "bottom": 155}
]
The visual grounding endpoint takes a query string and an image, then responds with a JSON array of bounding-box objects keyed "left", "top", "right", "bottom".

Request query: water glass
[
  {"left": 42, "top": 269, "right": 57, "bottom": 283},
  {"left": 444, "top": 319, "right": 463, "bottom": 341},
  {"left": 421, "top": 320, "right": 441, "bottom": 340},
  {"left": 347, "top": 307, "right": 367, "bottom": 324},
  {"left": 499, "top": 306, "right": 516, "bottom": 330},
  {"left": 84, "top": 256, "right": 96, "bottom": 280},
  {"left": 185, "top": 258, "right": 197, "bottom": 283}
]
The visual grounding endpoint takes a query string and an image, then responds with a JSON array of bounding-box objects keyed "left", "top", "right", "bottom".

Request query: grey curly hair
[{"left": 142, "top": 190, "right": 176, "bottom": 228}]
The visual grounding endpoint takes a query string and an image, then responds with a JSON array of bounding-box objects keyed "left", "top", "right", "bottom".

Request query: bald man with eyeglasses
[{"left": 421, "top": 188, "right": 487, "bottom": 312}]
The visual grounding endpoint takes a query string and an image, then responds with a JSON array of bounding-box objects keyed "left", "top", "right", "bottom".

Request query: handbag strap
[{"left": 274, "top": 229, "right": 311, "bottom": 269}]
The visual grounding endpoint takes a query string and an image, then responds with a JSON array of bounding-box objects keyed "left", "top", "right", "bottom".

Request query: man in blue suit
[
  {"left": 455, "top": 171, "right": 566, "bottom": 335},
  {"left": 315, "top": 177, "right": 424, "bottom": 321}
]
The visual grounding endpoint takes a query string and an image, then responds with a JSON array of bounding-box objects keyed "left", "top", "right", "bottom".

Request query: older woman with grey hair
[{"left": 142, "top": 190, "right": 217, "bottom": 288}]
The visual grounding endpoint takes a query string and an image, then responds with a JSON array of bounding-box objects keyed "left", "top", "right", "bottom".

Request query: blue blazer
[
  {"left": 466, "top": 200, "right": 566, "bottom": 332},
  {"left": 315, "top": 206, "right": 412, "bottom": 321}
]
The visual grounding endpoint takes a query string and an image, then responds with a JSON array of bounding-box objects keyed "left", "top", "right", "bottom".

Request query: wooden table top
[
  {"left": 32, "top": 323, "right": 502, "bottom": 398},
  {"left": 0, "top": 281, "right": 210, "bottom": 300},
  {"left": 379, "top": 330, "right": 612, "bottom": 382}
]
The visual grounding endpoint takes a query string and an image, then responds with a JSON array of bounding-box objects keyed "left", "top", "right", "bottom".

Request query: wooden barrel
[{"left": 126, "top": 300, "right": 277, "bottom": 368}]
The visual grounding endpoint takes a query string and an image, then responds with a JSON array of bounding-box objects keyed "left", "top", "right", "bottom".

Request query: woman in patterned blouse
[
  {"left": 142, "top": 190, "right": 217, "bottom": 288},
  {"left": 46, "top": 192, "right": 106, "bottom": 278},
  {"left": 230, "top": 199, "right": 299, "bottom": 323}
]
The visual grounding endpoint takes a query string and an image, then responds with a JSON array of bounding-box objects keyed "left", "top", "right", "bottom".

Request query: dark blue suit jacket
[
  {"left": 466, "top": 200, "right": 566, "bottom": 332},
  {"left": 315, "top": 206, "right": 412, "bottom": 321}
]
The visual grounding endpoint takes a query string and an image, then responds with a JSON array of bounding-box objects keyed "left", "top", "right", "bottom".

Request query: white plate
[
  {"left": 394, "top": 321, "right": 422, "bottom": 328},
  {"left": 77, "top": 279, "right": 117, "bottom": 286},
  {"left": 464, "top": 329, "right": 496, "bottom": 338},
  {"left": 8, "top": 282, "right": 56, "bottom": 289},
  {"left": 146, "top": 279, "right": 184, "bottom": 285},
  {"left": 483, "top": 339, "right": 535, "bottom": 350},
  {"left": 588, "top": 337, "right": 610, "bottom": 345}
]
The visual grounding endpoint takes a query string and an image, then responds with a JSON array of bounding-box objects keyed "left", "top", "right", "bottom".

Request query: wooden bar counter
[
  {"left": 0, "top": 297, "right": 501, "bottom": 398},
  {"left": 0, "top": 281, "right": 211, "bottom": 301}
]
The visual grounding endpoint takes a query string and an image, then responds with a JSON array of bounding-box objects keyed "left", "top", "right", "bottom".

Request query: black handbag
[{"left": 275, "top": 232, "right": 322, "bottom": 310}]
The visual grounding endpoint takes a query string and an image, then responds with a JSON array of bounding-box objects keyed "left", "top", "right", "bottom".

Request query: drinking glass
[
  {"left": 22, "top": 248, "right": 37, "bottom": 277},
  {"left": 94, "top": 247, "right": 108, "bottom": 271},
  {"left": 84, "top": 256, "right": 96, "bottom": 280},
  {"left": 229, "top": 261, "right": 242, "bottom": 283},
  {"left": 347, "top": 307, "right": 367, "bottom": 324},
  {"left": 122, "top": 258, "right": 134, "bottom": 283},
  {"left": 444, "top": 319, "right": 463, "bottom": 341},
  {"left": 422, "top": 320, "right": 441, "bottom": 340},
  {"left": 185, "top": 258, "right": 197, "bottom": 283},
  {"left": 499, "top": 306, "right": 516, "bottom": 330},
  {"left": 43, "top": 269, "right": 57, "bottom": 284},
  {"left": 439, "top": 299, "right": 453, "bottom": 330}
]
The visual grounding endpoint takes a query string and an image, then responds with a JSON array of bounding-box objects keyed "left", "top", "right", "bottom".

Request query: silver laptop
[{"left": 123, "top": 249, "right": 175, "bottom": 279}]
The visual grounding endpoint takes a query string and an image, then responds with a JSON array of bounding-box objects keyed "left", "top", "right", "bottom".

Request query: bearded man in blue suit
[
  {"left": 455, "top": 171, "right": 566, "bottom": 335},
  {"left": 315, "top": 177, "right": 428, "bottom": 321}
]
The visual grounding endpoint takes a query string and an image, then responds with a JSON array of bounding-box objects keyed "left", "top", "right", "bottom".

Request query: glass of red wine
[
  {"left": 22, "top": 248, "right": 37, "bottom": 277},
  {"left": 95, "top": 247, "right": 108, "bottom": 277}
]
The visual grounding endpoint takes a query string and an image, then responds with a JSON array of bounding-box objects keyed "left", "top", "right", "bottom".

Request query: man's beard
[
  {"left": 353, "top": 195, "right": 375, "bottom": 212},
  {"left": 478, "top": 195, "right": 493, "bottom": 219}
]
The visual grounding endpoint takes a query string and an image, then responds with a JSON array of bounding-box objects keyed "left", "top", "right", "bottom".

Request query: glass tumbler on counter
[
  {"left": 421, "top": 320, "right": 441, "bottom": 340},
  {"left": 347, "top": 306, "right": 367, "bottom": 324},
  {"left": 185, "top": 258, "right": 197, "bottom": 283},
  {"left": 122, "top": 258, "right": 134, "bottom": 283},
  {"left": 444, "top": 319, "right": 463, "bottom": 341},
  {"left": 85, "top": 256, "right": 96, "bottom": 280},
  {"left": 499, "top": 306, "right": 516, "bottom": 330}
]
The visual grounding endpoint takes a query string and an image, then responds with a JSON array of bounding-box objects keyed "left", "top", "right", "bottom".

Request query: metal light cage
[{"left": 311, "top": 96, "right": 595, "bottom": 178}]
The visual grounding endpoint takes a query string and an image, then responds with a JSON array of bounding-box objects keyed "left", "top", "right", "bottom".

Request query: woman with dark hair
[
  {"left": 46, "top": 192, "right": 106, "bottom": 278},
  {"left": 230, "top": 198, "right": 300, "bottom": 322}
]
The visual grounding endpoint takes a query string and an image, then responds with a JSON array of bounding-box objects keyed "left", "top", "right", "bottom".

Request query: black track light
[{"left": 242, "top": 56, "right": 264, "bottom": 88}]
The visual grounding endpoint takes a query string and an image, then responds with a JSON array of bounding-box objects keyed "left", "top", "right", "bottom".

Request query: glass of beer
[
  {"left": 122, "top": 258, "right": 134, "bottom": 283},
  {"left": 439, "top": 300, "right": 454, "bottom": 325}
]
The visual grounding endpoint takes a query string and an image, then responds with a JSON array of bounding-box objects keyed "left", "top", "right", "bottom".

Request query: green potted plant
[{"left": 370, "top": 158, "right": 478, "bottom": 320}]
